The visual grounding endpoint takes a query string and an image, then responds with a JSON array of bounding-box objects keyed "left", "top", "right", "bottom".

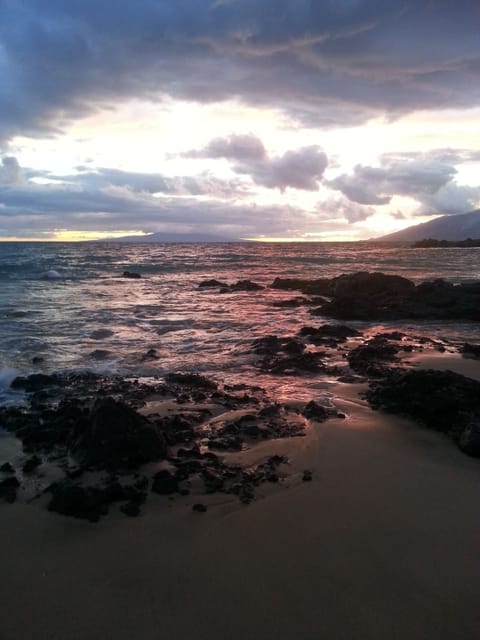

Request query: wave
[
  {"left": 0, "top": 367, "right": 19, "bottom": 389},
  {"left": 0, "top": 367, "right": 27, "bottom": 407},
  {"left": 44, "top": 269, "right": 65, "bottom": 279}
]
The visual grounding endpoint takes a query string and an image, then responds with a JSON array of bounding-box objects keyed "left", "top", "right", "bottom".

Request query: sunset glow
[{"left": 1, "top": 2, "right": 479, "bottom": 241}]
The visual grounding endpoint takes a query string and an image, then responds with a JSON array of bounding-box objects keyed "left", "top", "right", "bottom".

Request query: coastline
[
  {"left": 2, "top": 268, "right": 480, "bottom": 639},
  {"left": 1, "top": 353, "right": 480, "bottom": 639}
]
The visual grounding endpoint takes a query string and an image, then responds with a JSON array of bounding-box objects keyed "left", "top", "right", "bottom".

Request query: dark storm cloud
[
  {"left": 1, "top": 1, "right": 480, "bottom": 142},
  {"left": 186, "top": 136, "right": 328, "bottom": 190}
]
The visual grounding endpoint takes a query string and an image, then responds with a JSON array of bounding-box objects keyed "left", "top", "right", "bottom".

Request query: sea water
[{"left": 1, "top": 241, "right": 479, "bottom": 405}]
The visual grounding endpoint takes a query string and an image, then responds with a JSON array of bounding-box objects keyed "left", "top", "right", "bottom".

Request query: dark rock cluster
[
  {"left": 199, "top": 279, "right": 264, "bottom": 293},
  {"left": 270, "top": 277, "right": 331, "bottom": 296},
  {"left": 366, "top": 369, "right": 480, "bottom": 457},
  {"left": 200, "top": 270, "right": 480, "bottom": 322},
  {"left": 0, "top": 370, "right": 333, "bottom": 520},
  {"left": 3, "top": 269, "right": 480, "bottom": 524},
  {"left": 270, "top": 271, "right": 480, "bottom": 322},
  {"left": 347, "top": 337, "right": 400, "bottom": 377}
]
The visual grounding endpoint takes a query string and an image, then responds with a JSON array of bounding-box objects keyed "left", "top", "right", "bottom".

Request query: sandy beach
[
  {"left": 2, "top": 0, "right": 480, "bottom": 635},
  {"left": 1, "top": 367, "right": 480, "bottom": 640}
]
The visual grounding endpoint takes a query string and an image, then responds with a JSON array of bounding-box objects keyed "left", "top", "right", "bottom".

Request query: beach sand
[{"left": 1, "top": 369, "right": 480, "bottom": 639}]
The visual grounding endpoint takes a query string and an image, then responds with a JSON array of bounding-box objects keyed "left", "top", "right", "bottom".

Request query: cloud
[
  {"left": 0, "top": 181, "right": 310, "bottom": 238},
  {"left": 187, "top": 134, "right": 266, "bottom": 160},
  {"left": 381, "top": 149, "right": 480, "bottom": 166},
  {"left": 65, "top": 167, "right": 247, "bottom": 198},
  {"left": 317, "top": 196, "right": 375, "bottom": 223},
  {"left": 0, "top": 156, "right": 311, "bottom": 237},
  {"left": 0, "top": 157, "right": 24, "bottom": 185},
  {"left": 0, "top": 156, "right": 375, "bottom": 238},
  {"left": 418, "top": 183, "right": 480, "bottom": 216},
  {"left": 328, "top": 155, "right": 462, "bottom": 209},
  {"left": 245, "top": 146, "right": 328, "bottom": 191},
  {"left": 186, "top": 136, "right": 328, "bottom": 190},
  {"left": 1, "top": 1, "right": 480, "bottom": 142}
]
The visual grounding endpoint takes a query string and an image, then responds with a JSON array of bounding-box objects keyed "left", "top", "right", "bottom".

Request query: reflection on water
[{"left": 0, "top": 241, "right": 479, "bottom": 403}]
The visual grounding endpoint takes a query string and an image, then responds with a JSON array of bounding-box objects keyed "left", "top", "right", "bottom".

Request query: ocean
[{"left": 1, "top": 241, "right": 480, "bottom": 406}]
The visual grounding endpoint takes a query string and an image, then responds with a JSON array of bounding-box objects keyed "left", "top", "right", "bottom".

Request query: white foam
[{"left": 42, "top": 269, "right": 63, "bottom": 279}]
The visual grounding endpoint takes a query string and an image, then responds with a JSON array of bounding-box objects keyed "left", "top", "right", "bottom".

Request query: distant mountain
[
  {"left": 99, "top": 231, "right": 239, "bottom": 243},
  {"left": 376, "top": 209, "right": 480, "bottom": 242}
]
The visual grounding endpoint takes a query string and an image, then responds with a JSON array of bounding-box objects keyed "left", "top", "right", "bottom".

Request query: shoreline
[
  {"left": 2, "top": 264, "right": 480, "bottom": 639},
  {"left": 1, "top": 338, "right": 480, "bottom": 638},
  {"left": 2, "top": 377, "right": 480, "bottom": 639}
]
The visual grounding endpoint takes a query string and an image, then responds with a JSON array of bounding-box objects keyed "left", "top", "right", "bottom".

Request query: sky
[{"left": 1, "top": 0, "right": 480, "bottom": 241}]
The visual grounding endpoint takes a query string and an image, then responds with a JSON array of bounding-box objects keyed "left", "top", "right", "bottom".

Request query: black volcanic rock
[
  {"left": 165, "top": 372, "right": 218, "bottom": 389},
  {"left": 11, "top": 373, "right": 61, "bottom": 392},
  {"left": 302, "top": 401, "right": 330, "bottom": 421},
  {"left": 319, "top": 272, "right": 414, "bottom": 320},
  {"left": 72, "top": 397, "right": 167, "bottom": 469},
  {"left": 366, "top": 369, "right": 480, "bottom": 456},
  {"left": 272, "top": 296, "right": 311, "bottom": 308},
  {"left": 302, "top": 470, "right": 313, "bottom": 482},
  {"left": 0, "top": 370, "right": 322, "bottom": 518},
  {"left": 299, "top": 324, "right": 361, "bottom": 344},
  {"left": 151, "top": 469, "right": 178, "bottom": 495},
  {"left": 401, "top": 280, "right": 480, "bottom": 321},
  {"left": 0, "top": 476, "right": 20, "bottom": 503},
  {"left": 198, "top": 279, "right": 228, "bottom": 288},
  {"left": 270, "top": 277, "right": 331, "bottom": 295},
  {"left": 252, "top": 335, "right": 283, "bottom": 355},
  {"left": 461, "top": 343, "right": 480, "bottom": 358},
  {"left": 22, "top": 455, "right": 42, "bottom": 473},
  {"left": 348, "top": 338, "right": 400, "bottom": 376},
  {"left": 458, "top": 418, "right": 480, "bottom": 456},
  {"left": 318, "top": 271, "right": 480, "bottom": 321},
  {"left": 261, "top": 351, "right": 325, "bottom": 375},
  {"left": 229, "top": 279, "right": 264, "bottom": 292},
  {"left": 329, "top": 271, "right": 415, "bottom": 299},
  {"left": 47, "top": 482, "right": 110, "bottom": 521}
]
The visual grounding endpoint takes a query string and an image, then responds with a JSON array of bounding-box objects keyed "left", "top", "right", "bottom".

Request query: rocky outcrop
[
  {"left": 366, "top": 369, "right": 480, "bottom": 457},
  {"left": 320, "top": 272, "right": 480, "bottom": 321},
  {"left": 298, "top": 324, "right": 361, "bottom": 345},
  {"left": 47, "top": 478, "right": 148, "bottom": 521},
  {"left": 270, "top": 277, "right": 331, "bottom": 296},
  {"left": 329, "top": 271, "right": 415, "bottom": 299},
  {"left": 0, "top": 370, "right": 328, "bottom": 520},
  {"left": 0, "top": 476, "right": 20, "bottom": 503},
  {"left": 72, "top": 398, "right": 167, "bottom": 469},
  {"left": 11, "top": 373, "right": 61, "bottom": 392},
  {"left": 348, "top": 337, "right": 400, "bottom": 376},
  {"left": 461, "top": 343, "right": 480, "bottom": 358}
]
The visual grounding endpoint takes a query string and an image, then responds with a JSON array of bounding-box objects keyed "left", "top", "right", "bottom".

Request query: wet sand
[{"left": 1, "top": 372, "right": 480, "bottom": 640}]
